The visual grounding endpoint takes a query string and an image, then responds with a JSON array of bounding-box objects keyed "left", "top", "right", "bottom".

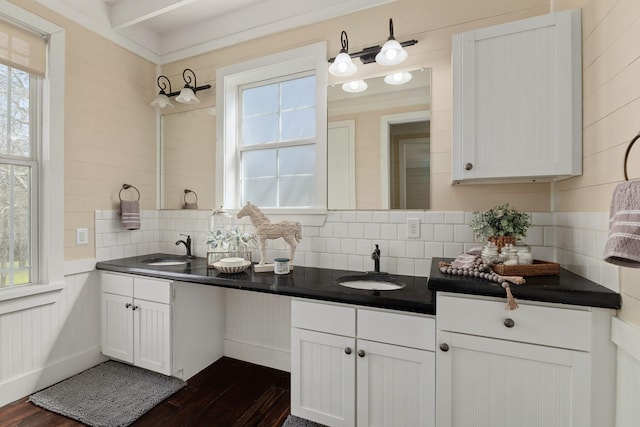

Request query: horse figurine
[{"left": 237, "top": 202, "right": 302, "bottom": 266}]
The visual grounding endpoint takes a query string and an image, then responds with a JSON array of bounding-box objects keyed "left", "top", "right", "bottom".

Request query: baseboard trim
[
  {"left": 0, "top": 346, "right": 108, "bottom": 407},
  {"left": 224, "top": 339, "right": 290, "bottom": 372}
]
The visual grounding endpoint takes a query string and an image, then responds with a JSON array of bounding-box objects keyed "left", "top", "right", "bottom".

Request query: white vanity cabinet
[
  {"left": 100, "top": 271, "right": 225, "bottom": 379},
  {"left": 435, "top": 293, "right": 616, "bottom": 427},
  {"left": 452, "top": 9, "right": 582, "bottom": 183},
  {"left": 291, "top": 299, "right": 435, "bottom": 427}
]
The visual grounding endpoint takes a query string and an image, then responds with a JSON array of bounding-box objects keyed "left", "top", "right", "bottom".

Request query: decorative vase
[{"left": 488, "top": 235, "right": 517, "bottom": 250}]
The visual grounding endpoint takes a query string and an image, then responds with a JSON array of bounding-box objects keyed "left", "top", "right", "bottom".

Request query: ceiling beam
[{"left": 109, "top": 0, "right": 200, "bottom": 29}]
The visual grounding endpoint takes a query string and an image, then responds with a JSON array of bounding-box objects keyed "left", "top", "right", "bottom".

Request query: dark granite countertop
[
  {"left": 428, "top": 257, "right": 621, "bottom": 309},
  {"left": 96, "top": 254, "right": 435, "bottom": 315}
]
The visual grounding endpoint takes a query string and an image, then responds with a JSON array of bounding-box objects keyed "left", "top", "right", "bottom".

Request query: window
[
  {"left": 0, "top": 4, "right": 65, "bottom": 296},
  {"left": 239, "top": 73, "right": 316, "bottom": 207},
  {"left": 0, "top": 65, "right": 38, "bottom": 287},
  {"left": 217, "top": 43, "right": 327, "bottom": 216}
]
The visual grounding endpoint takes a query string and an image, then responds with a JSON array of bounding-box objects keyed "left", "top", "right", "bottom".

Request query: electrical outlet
[
  {"left": 76, "top": 228, "right": 89, "bottom": 245},
  {"left": 407, "top": 218, "right": 420, "bottom": 238}
]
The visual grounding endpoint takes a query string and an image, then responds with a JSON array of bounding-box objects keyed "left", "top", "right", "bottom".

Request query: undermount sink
[
  {"left": 337, "top": 274, "right": 406, "bottom": 291},
  {"left": 142, "top": 257, "right": 191, "bottom": 266}
]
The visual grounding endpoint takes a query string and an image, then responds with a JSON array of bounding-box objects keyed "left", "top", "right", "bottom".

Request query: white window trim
[
  {"left": 216, "top": 42, "right": 327, "bottom": 226},
  {"left": 0, "top": 1, "right": 65, "bottom": 302}
]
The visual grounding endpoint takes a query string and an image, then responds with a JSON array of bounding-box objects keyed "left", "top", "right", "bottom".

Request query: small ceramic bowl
[{"left": 219, "top": 257, "right": 246, "bottom": 267}]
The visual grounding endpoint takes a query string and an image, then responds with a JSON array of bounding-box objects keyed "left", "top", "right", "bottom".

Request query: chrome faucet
[
  {"left": 175, "top": 234, "right": 192, "bottom": 257},
  {"left": 371, "top": 244, "right": 381, "bottom": 273}
]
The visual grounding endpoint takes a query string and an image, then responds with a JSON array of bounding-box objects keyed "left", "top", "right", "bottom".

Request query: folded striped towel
[
  {"left": 120, "top": 200, "right": 141, "bottom": 230},
  {"left": 603, "top": 180, "right": 640, "bottom": 267}
]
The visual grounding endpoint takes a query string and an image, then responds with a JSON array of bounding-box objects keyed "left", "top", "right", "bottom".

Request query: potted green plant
[{"left": 469, "top": 203, "right": 531, "bottom": 248}]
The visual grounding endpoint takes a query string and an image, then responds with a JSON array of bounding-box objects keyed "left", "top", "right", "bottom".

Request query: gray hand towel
[
  {"left": 603, "top": 180, "right": 640, "bottom": 267},
  {"left": 120, "top": 200, "right": 141, "bottom": 230}
]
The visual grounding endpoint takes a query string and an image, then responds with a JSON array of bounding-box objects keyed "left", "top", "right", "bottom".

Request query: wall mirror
[
  {"left": 160, "top": 106, "right": 216, "bottom": 210},
  {"left": 327, "top": 68, "right": 431, "bottom": 210},
  {"left": 159, "top": 68, "right": 431, "bottom": 211}
]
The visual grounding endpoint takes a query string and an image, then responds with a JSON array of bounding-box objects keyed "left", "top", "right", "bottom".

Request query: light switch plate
[
  {"left": 407, "top": 218, "right": 420, "bottom": 238},
  {"left": 76, "top": 228, "right": 89, "bottom": 245}
]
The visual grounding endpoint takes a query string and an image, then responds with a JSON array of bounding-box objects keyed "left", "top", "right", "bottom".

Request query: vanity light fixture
[
  {"left": 342, "top": 80, "right": 368, "bottom": 93},
  {"left": 328, "top": 18, "right": 417, "bottom": 71},
  {"left": 375, "top": 19, "right": 409, "bottom": 65},
  {"left": 328, "top": 31, "right": 357, "bottom": 77},
  {"left": 150, "top": 68, "right": 212, "bottom": 109},
  {"left": 384, "top": 71, "right": 413, "bottom": 85}
]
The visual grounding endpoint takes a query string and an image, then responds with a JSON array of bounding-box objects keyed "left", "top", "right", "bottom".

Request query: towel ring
[
  {"left": 119, "top": 184, "right": 140, "bottom": 201},
  {"left": 624, "top": 132, "right": 640, "bottom": 181},
  {"left": 184, "top": 189, "right": 198, "bottom": 204}
]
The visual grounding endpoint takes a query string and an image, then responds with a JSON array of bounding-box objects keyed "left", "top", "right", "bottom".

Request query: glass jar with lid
[
  {"left": 515, "top": 241, "right": 533, "bottom": 265},
  {"left": 502, "top": 243, "right": 519, "bottom": 265}
]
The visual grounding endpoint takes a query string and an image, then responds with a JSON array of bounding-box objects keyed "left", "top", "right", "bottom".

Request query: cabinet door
[
  {"left": 101, "top": 292, "right": 134, "bottom": 363},
  {"left": 452, "top": 9, "right": 581, "bottom": 182},
  {"left": 291, "top": 328, "right": 356, "bottom": 427},
  {"left": 436, "top": 331, "right": 590, "bottom": 427},
  {"left": 133, "top": 299, "right": 172, "bottom": 375},
  {"left": 357, "top": 339, "right": 435, "bottom": 427}
]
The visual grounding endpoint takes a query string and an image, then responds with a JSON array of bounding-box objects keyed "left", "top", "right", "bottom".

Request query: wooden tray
[{"left": 493, "top": 260, "right": 560, "bottom": 276}]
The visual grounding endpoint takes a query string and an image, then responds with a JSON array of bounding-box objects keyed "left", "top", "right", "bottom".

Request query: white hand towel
[
  {"left": 603, "top": 180, "right": 640, "bottom": 267},
  {"left": 120, "top": 200, "right": 141, "bottom": 230}
]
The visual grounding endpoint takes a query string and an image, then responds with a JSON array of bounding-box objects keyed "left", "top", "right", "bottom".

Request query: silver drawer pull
[
  {"left": 344, "top": 347, "right": 352, "bottom": 355},
  {"left": 358, "top": 349, "right": 365, "bottom": 357},
  {"left": 440, "top": 343, "right": 449, "bottom": 352},
  {"left": 504, "top": 318, "right": 515, "bottom": 328}
]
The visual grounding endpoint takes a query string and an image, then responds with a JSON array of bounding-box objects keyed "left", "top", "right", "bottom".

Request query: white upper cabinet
[{"left": 452, "top": 9, "right": 582, "bottom": 183}]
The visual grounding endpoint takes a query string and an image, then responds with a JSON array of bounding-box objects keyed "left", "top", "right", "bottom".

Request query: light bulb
[
  {"left": 392, "top": 72, "right": 403, "bottom": 82},
  {"left": 386, "top": 49, "right": 398, "bottom": 61}
]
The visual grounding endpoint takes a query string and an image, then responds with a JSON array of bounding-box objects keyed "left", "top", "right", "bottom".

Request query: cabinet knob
[
  {"left": 132, "top": 305, "right": 139, "bottom": 311},
  {"left": 344, "top": 347, "right": 352, "bottom": 355},
  {"left": 465, "top": 162, "right": 473, "bottom": 171},
  {"left": 125, "top": 303, "right": 132, "bottom": 309},
  {"left": 440, "top": 343, "right": 450, "bottom": 352},
  {"left": 504, "top": 318, "right": 515, "bottom": 328},
  {"left": 357, "top": 349, "right": 365, "bottom": 358}
]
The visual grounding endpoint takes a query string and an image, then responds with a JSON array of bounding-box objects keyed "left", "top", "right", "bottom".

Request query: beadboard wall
[{"left": 95, "top": 209, "right": 618, "bottom": 291}]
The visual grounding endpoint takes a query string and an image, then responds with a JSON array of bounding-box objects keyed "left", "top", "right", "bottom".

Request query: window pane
[
  {"left": 279, "top": 175, "right": 315, "bottom": 207},
  {"left": 0, "top": 65, "right": 7, "bottom": 155},
  {"left": 0, "top": 163, "right": 31, "bottom": 287},
  {"left": 281, "top": 108, "right": 315, "bottom": 141},
  {"left": 243, "top": 177, "right": 277, "bottom": 207},
  {"left": 242, "top": 114, "right": 278, "bottom": 146},
  {"left": 10, "top": 68, "right": 30, "bottom": 157},
  {"left": 281, "top": 76, "right": 315, "bottom": 110},
  {"left": 242, "top": 149, "right": 276, "bottom": 178},
  {"left": 243, "top": 83, "right": 278, "bottom": 116},
  {"left": 279, "top": 145, "right": 315, "bottom": 175}
]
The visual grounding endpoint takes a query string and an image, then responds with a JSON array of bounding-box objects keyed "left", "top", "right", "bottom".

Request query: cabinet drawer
[
  {"left": 291, "top": 299, "right": 355, "bottom": 336},
  {"left": 134, "top": 277, "right": 172, "bottom": 304},
  {"left": 358, "top": 309, "right": 435, "bottom": 351},
  {"left": 102, "top": 272, "right": 133, "bottom": 296},
  {"left": 437, "top": 295, "right": 591, "bottom": 351}
]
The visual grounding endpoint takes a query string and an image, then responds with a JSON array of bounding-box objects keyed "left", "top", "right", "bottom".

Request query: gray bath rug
[
  {"left": 29, "top": 360, "right": 186, "bottom": 427},
  {"left": 281, "top": 414, "right": 327, "bottom": 427}
]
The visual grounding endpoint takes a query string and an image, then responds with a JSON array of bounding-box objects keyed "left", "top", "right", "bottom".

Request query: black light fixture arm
[
  {"left": 156, "top": 68, "right": 212, "bottom": 98},
  {"left": 328, "top": 19, "right": 417, "bottom": 65}
]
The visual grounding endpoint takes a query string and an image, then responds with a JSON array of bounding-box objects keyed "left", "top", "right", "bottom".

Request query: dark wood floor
[{"left": 0, "top": 357, "right": 291, "bottom": 427}]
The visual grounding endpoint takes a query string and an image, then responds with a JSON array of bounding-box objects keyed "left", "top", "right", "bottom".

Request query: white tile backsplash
[{"left": 94, "top": 209, "right": 619, "bottom": 289}]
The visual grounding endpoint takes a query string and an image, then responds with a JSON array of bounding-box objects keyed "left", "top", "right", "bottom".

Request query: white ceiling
[{"left": 38, "top": 0, "right": 393, "bottom": 64}]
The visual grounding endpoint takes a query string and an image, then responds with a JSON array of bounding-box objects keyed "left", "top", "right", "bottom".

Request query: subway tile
[
  {"left": 444, "top": 243, "right": 464, "bottom": 258},
  {"left": 532, "top": 212, "right": 554, "bottom": 226},
  {"left": 424, "top": 211, "right": 445, "bottom": 223},
  {"left": 421, "top": 224, "right": 434, "bottom": 241},
  {"left": 333, "top": 222, "right": 349, "bottom": 238},
  {"left": 326, "top": 237, "right": 341, "bottom": 253},
  {"left": 341, "top": 211, "right": 357, "bottom": 223},
  {"left": 318, "top": 253, "right": 333, "bottom": 269},
  {"left": 396, "top": 258, "right": 415, "bottom": 276},
  {"left": 372, "top": 211, "right": 390, "bottom": 223},
  {"left": 453, "top": 224, "right": 473, "bottom": 243},
  {"left": 348, "top": 223, "right": 365, "bottom": 239},
  {"left": 326, "top": 211, "right": 341, "bottom": 223},
  {"left": 388, "top": 240, "right": 406, "bottom": 258},
  {"left": 414, "top": 259, "right": 431, "bottom": 277},
  {"left": 380, "top": 224, "right": 398, "bottom": 240},
  {"left": 434, "top": 224, "right": 454, "bottom": 242},
  {"left": 318, "top": 223, "right": 333, "bottom": 237},
  {"left": 525, "top": 226, "right": 544, "bottom": 246},
  {"left": 364, "top": 223, "right": 381, "bottom": 240},
  {"left": 389, "top": 211, "right": 407, "bottom": 224},
  {"left": 341, "top": 238, "right": 356, "bottom": 254},
  {"left": 356, "top": 211, "right": 373, "bottom": 223},
  {"left": 406, "top": 241, "right": 425, "bottom": 259},
  {"left": 348, "top": 255, "right": 364, "bottom": 272},
  {"left": 332, "top": 253, "right": 348, "bottom": 270},
  {"left": 425, "top": 242, "right": 444, "bottom": 258},
  {"left": 356, "top": 239, "right": 373, "bottom": 256},
  {"left": 444, "top": 212, "right": 465, "bottom": 224}
]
